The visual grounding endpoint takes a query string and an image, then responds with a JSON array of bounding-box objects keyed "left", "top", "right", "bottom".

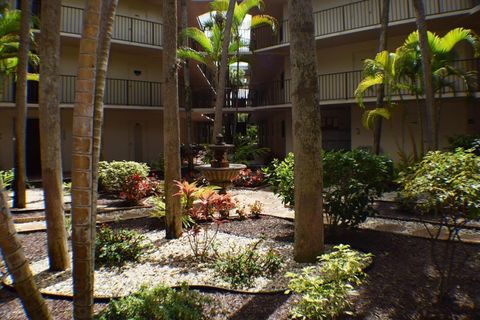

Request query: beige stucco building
[{"left": 0, "top": 0, "right": 479, "bottom": 176}]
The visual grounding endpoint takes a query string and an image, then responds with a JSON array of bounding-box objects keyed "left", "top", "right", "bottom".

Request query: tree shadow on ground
[
  {"left": 329, "top": 229, "right": 480, "bottom": 320},
  {"left": 227, "top": 293, "right": 291, "bottom": 320}
]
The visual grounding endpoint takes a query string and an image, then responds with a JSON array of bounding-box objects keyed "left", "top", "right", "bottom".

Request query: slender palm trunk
[
  {"left": 373, "top": 0, "right": 390, "bottom": 155},
  {"left": 14, "top": 0, "right": 30, "bottom": 209},
  {"left": 91, "top": 0, "right": 118, "bottom": 258},
  {"left": 38, "top": 0, "right": 70, "bottom": 271},
  {"left": 163, "top": 0, "right": 182, "bottom": 238},
  {"left": 212, "top": 0, "right": 235, "bottom": 140},
  {"left": 71, "top": 0, "right": 102, "bottom": 318},
  {"left": 289, "top": 0, "right": 324, "bottom": 262},
  {"left": 181, "top": 0, "right": 194, "bottom": 172},
  {"left": 413, "top": 0, "right": 436, "bottom": 151},
  {"left": 0, "top": 179, "right": 52, "bottom": 320}
]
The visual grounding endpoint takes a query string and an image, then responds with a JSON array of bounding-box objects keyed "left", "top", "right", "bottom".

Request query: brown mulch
[{"left": 1, "top": 216, "right": 480, "bottom": 320}]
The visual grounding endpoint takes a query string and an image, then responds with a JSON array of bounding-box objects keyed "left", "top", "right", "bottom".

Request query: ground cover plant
[
  {"left": 286, "top": 245, "right": 372, "bottom": 320},
  {"left": 95, "top": 225, "right": 152, "bottom": 268},
  {"left": 214, "top": 238, "right": 284, "bottom": 289},
  {"left": 95, "top": 283, "right": 210, "bottom": 320},
  {"left": 263, "top": 150, "right": 393, "bottom": 227}
]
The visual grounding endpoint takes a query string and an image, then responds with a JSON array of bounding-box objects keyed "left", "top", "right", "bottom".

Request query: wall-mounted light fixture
[{"left": 133, "top": 70, "right": 142, "bottom": 76}]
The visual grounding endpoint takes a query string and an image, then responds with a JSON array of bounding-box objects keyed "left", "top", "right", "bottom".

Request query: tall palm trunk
[
  {"left": 413, "top": 0, "right": 436, "bottom": 151},
  {"left": 163, "top": 0, "right": 182, "bottom": 239},
  {"left": 181, "top": 0, "right": 194, "bottom": 172},
  {"left": 91, "top": 0, "right": 118, "bottom": 257},
  {"left": 212, "top": 0, "right": 235, "bottom": 140},
  {"left": 39, "top": 0, "right": 70, "bottom": 271},
  {"left": 373, "top": 0, "right": 390, "bottom": 155},
  {"left": 0, "top": 179, "right": 52, "bottom": 320},
  {"left": 71, "top": 0, "right": 102, "bottom": 318},
  {"left": 13, "top": 0, "right": 30, "bottom": 209},
  {"left": 289, "top": 0, "right": 324, "bottom": 262}
]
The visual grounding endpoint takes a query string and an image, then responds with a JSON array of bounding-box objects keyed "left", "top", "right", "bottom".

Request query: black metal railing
[
  {"left": 251, "top": 59, "right": 480, "bottom": 106},
  {"left": 60, "top": 6, "right": 163, "bottom": 47},
  {"left": 252, "top": 0, "right": 475, "bottom": 50},
  {"left": 0, "top": 75, "right": 163, "bottom": 107}
]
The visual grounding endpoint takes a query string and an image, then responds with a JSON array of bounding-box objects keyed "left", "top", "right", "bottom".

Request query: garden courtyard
[{"left": 1, "top": 167, "right": 480, "bottom": 319}]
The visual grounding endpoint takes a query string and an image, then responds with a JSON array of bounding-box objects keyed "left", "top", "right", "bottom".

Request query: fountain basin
[{"left": 196, "top": 163, "right": 246, "bottom": 193}]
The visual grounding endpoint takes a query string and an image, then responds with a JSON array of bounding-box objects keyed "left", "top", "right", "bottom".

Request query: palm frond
[
  {"left": 235, "top": 0, "right": 265, "bottom": 27},
  {"left": 355, "top": 74, "right": 384, "bottom": 107},
  {"left": 251, "top": 15, "right": 277, "bottom": 32},
  {"left": 439, "top": 28, "right": 480, "bottom": 57},
  {"left": 362, "top": 108, "right": 392, "bottom": 129},
  {"left": 182, "top": 27, "right": 214, "bottom": 55},
  {"left": 177, "top": 47, "right": 209, "bottom": 65}
]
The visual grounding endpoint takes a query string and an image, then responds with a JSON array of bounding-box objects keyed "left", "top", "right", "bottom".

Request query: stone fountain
[{"left": 196, "top": 134, "right": 246, "bottom": 193}]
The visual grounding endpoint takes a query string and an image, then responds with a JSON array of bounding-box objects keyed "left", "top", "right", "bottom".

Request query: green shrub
[
  {"left": 214, "top": 239, "right": 284, "bottom": 288},
  {"left": 263, "top": 150, "right": 393, "bottom": 227},
  {"left": 397, "top": 149, "right": 480, "bottom": 298},
  {"left": 98, "top": 161, "right": 150, "bottom": 193},
  {"left": 397, "top": 149, "right": 480, "bottom": 218},
  {"left": 232, "top": 125, "right": 270, "bottom": 165},
  {"left": 262, "top": 153, "right": 294, "bottom": 206},
  {"left": 95, "top": 283, "right": 210, "bottom": 320},
  {"left": 95, "top": 226, "right": 151, "bottom": 268},
  {"left": 0, "top": 169, "right": 14, "bottom": 191},
  {"left": 447, "top": 134, "right": 480, "bottom": 155},
  {"left": 286, "top": 245, "right": 372, "bottom": 320}
]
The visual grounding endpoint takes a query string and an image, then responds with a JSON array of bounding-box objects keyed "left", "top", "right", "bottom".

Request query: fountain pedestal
[{"left": 195, "top": 134, "right": 246, "bottom": 194}]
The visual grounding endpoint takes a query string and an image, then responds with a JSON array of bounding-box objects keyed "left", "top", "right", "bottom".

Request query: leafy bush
[
  {"left": 120, "top": 174, "right": 161, "bottom": 206},
  {"left": 448, "top": 134, "right": 480, "bottom": 155},
  {"left": 0, "top": 169, "right": 14, "bottom": 190},
  {"left": 95, "top": 226, "right": 151, "bottom": 268},
  {"left": 398, "top": 149, "right": 480, "bottom": 298},
  {"left": 232, "top": 126, "right": 270, "bottom": 165},
  {"left": 95, "top": 283, "right": 210, "bottom": 320},
  {"left": 98, "top": 161, "right": 150, "bottom": 193},
  {"left": 150, "top": 196, "right": 196, "bottom": 229},
  {"left": 322, "top": 150, "right": 393, "bottom": 227},
  {"left": 262, "top": 153, "right": 295, "bottom": 206},
  {"left": 233, "top": 168, "right": 265, "bottom": 188},
  {"left": 263, "top": 150, "right": 393, "bottom": 227},
  {"left": 248, "top": 200, "right": 263, "bottom": 218},
  {"left": 397, "top": 149, "right": 480, "bottom": 218},
  {"left": 286, "top": 245, "right": 372, "bottom": 320},
  {"left": 214, "top": 239, "right": 284, "bottom": 288}
]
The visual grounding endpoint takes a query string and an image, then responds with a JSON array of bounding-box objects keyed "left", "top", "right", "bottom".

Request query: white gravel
[{"left": 5, "top": 230, "right": 328, "bottom": 298}]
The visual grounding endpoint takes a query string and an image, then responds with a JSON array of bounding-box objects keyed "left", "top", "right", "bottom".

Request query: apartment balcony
[
  {"left": 0, "top": 75, "right": 162, "bottom": 107},
  {"left": 60, "top": 6, "right": 163, "bottom": 47},
  {"left": 252, "top": 0, "right": 477, "bottom": 51},
  {"left": 251, "top": 58, "right": 480, "bottom": 107}
]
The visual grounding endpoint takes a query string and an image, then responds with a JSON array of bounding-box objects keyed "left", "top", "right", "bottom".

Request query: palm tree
[
  {"left": 38, "top": 0, "right": 70, "bottom": 271},
  {"left": 212, "top": 0, "right": 235, "bottom": 141},
  {"left": 164, "top": 0, "right": 183, "bottom": 239},
  {"left": 178, "top": 0, "right": 276, "bottom": 140},
  {"left": 71, "top": 0, "right": 102, "bottom": 318},
  {"left": 13, "top": 0, "right": 30, "bottom": 210},
  {"left": 400, "top": 28, "right": 480, "bottom": 147},
  {"left": 180, "top": 0, "right": 194, "bottom": 172},
  {"left": 0, "top": 178, "right": 52, "bottom": 320},
  {"left": 372, "top": 0, "right": 390, "bottom": 155},
  {"left": 91, "top": 0, "right": 118, "bottom": 251},
  {"left": 289, "top": 0, "right": 324, "bottom": 262},
  {"left": 412, "top": 0, "right": 435, "bottom": 151}
]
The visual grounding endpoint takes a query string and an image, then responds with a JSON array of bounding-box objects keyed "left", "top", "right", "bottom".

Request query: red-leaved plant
[
  {"left": 233, "top": 169, "right": 265, "bottom": 188},
  {"left": 120, "top": 174, "right": 161, "bottom": 206}
]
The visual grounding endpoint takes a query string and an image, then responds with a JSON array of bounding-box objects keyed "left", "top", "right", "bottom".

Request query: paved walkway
[{"left": 7, "top": 188, "right": 480, "bottom": 244}]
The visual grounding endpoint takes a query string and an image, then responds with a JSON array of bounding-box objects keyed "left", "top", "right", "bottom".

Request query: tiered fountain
[{"left": 195, "top": 134, "right": 246, "bottom": 194}]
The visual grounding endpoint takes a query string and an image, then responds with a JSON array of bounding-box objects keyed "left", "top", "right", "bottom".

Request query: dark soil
[{"left": 1, "top": 216, "right": 480, "bottom": 320}]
